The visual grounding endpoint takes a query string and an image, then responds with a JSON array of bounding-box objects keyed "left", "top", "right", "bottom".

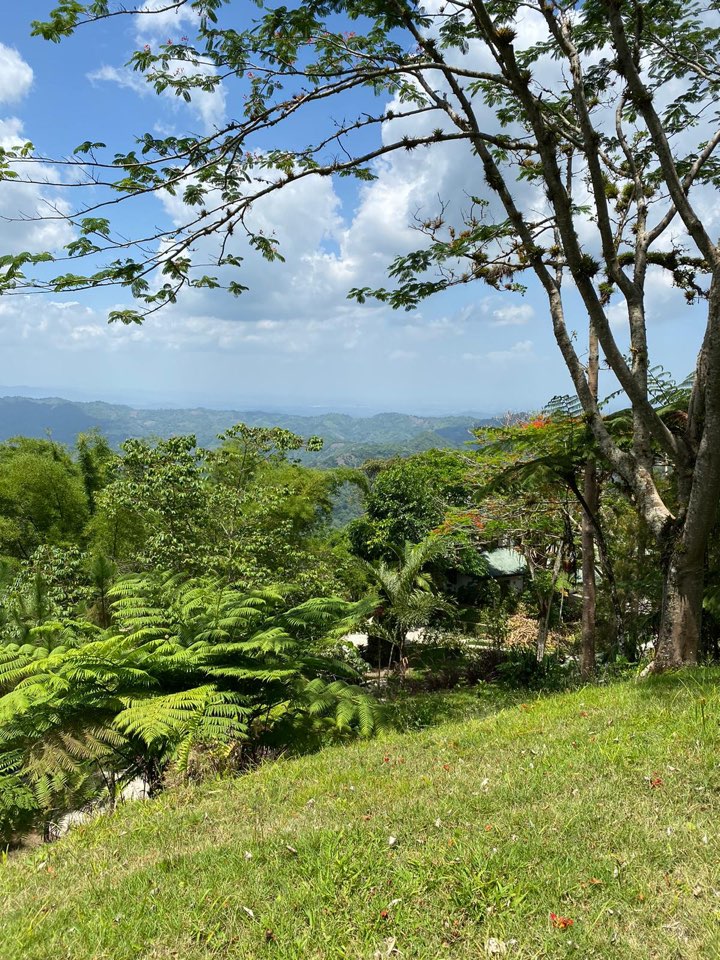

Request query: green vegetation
[
  {"left": 11, "top": 0, "right": 720, "bottom": 670},
  {"left": 3, "top": 0, "right": 720, "bottom": 949},
  {"left": 0, "top": 574, "right": 380, "bottom": 841},
  {"left": 3, "top": 674, "right": 720, "bottom": 959},
  {"left": 0, "top": 397, "right": 493, "bottom": 465},
  {"left": 1, "top": 386, "right": 719, "bottom": 848}
]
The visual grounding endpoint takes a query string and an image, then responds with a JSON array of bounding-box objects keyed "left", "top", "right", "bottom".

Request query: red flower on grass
[{"left": 550, "top": 912, "right": 574, "bottom": 930}]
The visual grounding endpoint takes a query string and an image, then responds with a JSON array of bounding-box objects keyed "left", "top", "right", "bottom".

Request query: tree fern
[{"left": 0, "top": 572, "right": 382, "bottom": 842}]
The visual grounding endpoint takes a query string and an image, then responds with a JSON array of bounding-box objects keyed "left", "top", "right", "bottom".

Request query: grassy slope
[{"left": 2, "top": 674, "right": 720, "bottom": 960}]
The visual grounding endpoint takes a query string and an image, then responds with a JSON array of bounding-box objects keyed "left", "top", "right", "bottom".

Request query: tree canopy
[{"left": 2, "top": 0, "right": 720, "bottom": 667}]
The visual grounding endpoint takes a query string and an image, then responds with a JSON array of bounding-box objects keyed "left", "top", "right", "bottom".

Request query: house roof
[{"left": 482, "top": 547, "right": 527, "bottom": 577}]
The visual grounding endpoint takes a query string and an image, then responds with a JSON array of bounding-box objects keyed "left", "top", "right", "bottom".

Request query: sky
[{"left": 0, "top": 2, "right": 711, "bottom": 415}]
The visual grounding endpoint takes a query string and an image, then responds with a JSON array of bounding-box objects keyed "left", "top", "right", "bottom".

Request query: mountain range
[{"left": 0, "top": 395, "right": 505, "bottom": 466}]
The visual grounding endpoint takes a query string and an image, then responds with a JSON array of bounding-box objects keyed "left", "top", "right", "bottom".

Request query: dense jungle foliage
[{"left": 1, "top": 392, "right": 720, "bottom": 846}]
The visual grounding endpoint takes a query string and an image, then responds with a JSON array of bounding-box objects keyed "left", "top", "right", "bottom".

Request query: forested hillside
[
  {"left": 0, "top": 397, "right": 500, "bottom": 466},
  {"left": 2, "top": 383, "right": 719, "bottom": 855}
]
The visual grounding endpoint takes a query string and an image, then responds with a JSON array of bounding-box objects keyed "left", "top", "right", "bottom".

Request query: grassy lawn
[{"left": 2, "top": 672, "right": 720, "bottom": 959}]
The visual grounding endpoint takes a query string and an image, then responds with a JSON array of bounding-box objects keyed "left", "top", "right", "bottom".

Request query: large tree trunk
[
  {"left": 650, "top": 275, "right": 720, "bottom": 670},
  {"left": 655, "top": 546, "right": 704, "bottom": 668}
]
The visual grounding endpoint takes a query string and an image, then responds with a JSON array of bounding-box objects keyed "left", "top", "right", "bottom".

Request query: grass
[{"left": 2, "top": 671, "right": 720, "bottom": 959}]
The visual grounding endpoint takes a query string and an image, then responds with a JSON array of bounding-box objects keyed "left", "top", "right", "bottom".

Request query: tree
[
  {"left": 348, "top": 449, "right": 475, "bottom": 560},
  {"left": 581, "top": 325, "right": 600, "bottom": 680},
  {"left": 362, "top": 534, "right": 453, "bottom": 670},
  {"left": 91, "top": 434, "right": 210, "bottom": 573},
  {"left": 467, "top": 424, "right": 579, "bottom": 661},
  {"left": 0, "top": 439, "right": 89, "bottom": 560},
  {"left": 89, "top": 425, "right": 353, "bottom": 592},
  {"left": 474, "top": 405, "right": 625, "bottom": 667},
  {"left": 0, "top": 572, "right": 379, "bottom": 841},
  {"left": 7, "top": 0, "right": 720, "bottom": 668},
  {"left": 75, "top": 430, "right": 116, "bottom": 514}
]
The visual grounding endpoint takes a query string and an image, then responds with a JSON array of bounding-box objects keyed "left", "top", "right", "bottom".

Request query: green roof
[{"left": 482, "top": 547, "right": 527, "bottom": 577}]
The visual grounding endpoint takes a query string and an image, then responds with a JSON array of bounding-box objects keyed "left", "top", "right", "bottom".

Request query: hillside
[
  {"left": 2, "top": 673, "right": 719, "bottom": 959},
  {"left": 0, "top": 397, "right": 502, "bottom": 466}
]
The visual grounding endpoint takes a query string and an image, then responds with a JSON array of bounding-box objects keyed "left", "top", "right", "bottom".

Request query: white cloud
[
  {"left": 0, "top": 50, "right": 70, "bottom": 256},
  {"left": 0, "top": 119, "right": 74, "bottom": 254},
  {"left": 89, "top": 65, "right": 147, "bottom": 96},
  {"left": 135, "top": 0, "right": 198, "bottom": 41},
  {"left": 89, "top": 61, "right": 226, "bottom": 133},
  {"left": 488, "top": 303, "right": 535, "bottom": 327},
  {"left": 0, "top": 45, "right": 33, "bottom": 105}
]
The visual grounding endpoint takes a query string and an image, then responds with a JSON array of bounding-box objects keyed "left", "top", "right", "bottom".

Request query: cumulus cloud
[
  {"left": 0, "top": 47, "right": 73, "bottom": 255},
  {"left": 135, "top": 0, "right": 198, "bottom": 40},
  {"left": 0, "top": 118, "right": 73, "bottom": 255},
  {"left": 89, "top": 59, "right": 226, "bottom": 133},
  {"left": 0, "top": 4, "right": 706, "bottom": 412},
  {"left": 487, "top": 303, "right": 535, "bottom": 327},
  {"left": 0, "top": 44, "right": 33, "bottom": 105}
]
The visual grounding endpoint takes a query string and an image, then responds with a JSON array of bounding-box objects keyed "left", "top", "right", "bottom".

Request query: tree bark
[
  {"left": 653, "top": 543, "right": 705, "bottom": 668},
  {"left": 649, "top": 274, "right": 720, "bottom": 670}
]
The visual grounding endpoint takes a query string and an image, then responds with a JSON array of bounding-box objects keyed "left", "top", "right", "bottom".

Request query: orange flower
[
  {"left": 550, "top": 912, "right": 574, "bottom": 930},
  {"left": 529, "top": 415, "right": 550, "bottom": 429}
]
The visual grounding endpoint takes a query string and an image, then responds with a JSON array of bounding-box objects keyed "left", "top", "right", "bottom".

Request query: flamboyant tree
[{"left": 3, "top": 0, "right": 720, "bottom": 669}]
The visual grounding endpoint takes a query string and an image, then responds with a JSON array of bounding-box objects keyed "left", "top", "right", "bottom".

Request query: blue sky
[{"left": 0, "top": 3, "right": 708, "bottom": 414}]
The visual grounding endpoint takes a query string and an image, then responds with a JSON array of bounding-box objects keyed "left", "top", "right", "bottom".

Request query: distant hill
[{"left": 0, "top": 396, "right": 505, "bottom": 466}]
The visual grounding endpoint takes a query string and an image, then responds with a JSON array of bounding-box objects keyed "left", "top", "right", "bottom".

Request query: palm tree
[{"left": 363, "top": 535, "right": 453, "bottom": 672}]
